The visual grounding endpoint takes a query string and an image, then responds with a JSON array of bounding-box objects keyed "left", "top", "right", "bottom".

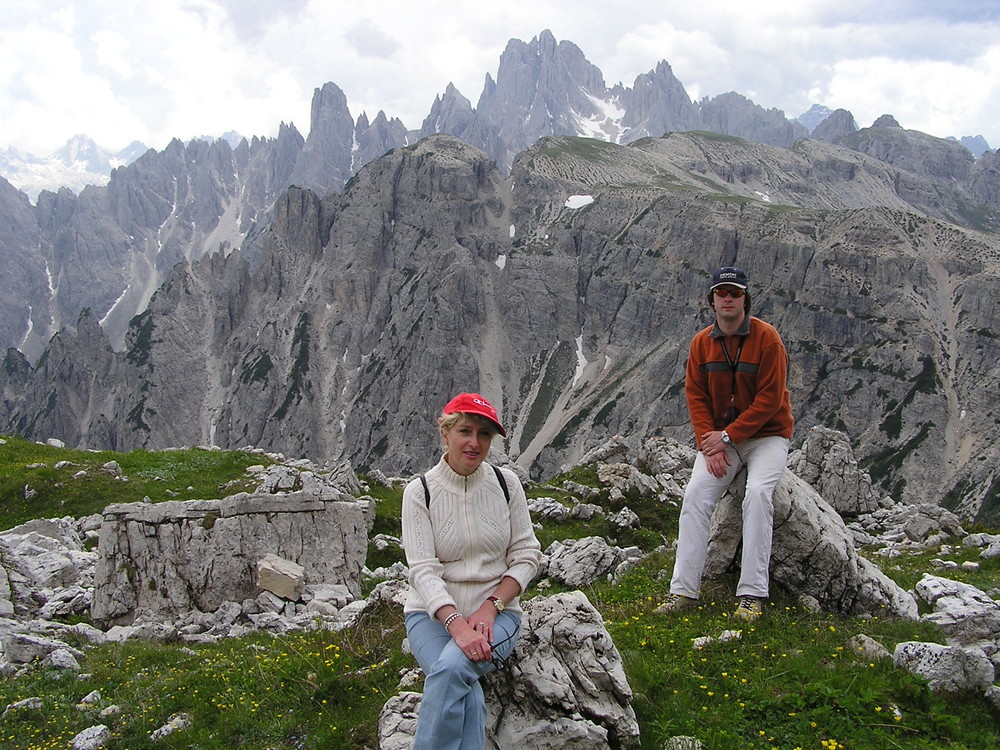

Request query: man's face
[{"left": 712, "top": 286, "right": 746, "bottom": 322}]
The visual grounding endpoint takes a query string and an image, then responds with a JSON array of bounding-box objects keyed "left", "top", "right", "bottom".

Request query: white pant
[{"left": 670, "top": 436, "right": 789, "bottom": 600}]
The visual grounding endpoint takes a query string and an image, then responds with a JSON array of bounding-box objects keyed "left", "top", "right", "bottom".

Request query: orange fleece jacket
[{"left": 685, "top": 315, "right": 794, "bottom": 449}]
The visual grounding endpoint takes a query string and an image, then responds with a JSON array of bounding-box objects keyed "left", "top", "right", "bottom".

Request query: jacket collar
[
  {"left": 709, "top": 314, "right": 752, "bottom": 339},
  {"left": 428, "top": 455, "right": 487, "bottom": 493}
]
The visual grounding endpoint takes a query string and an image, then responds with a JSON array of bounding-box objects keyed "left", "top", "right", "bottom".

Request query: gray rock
[
  {"left": 893, "top": 641, "right": 995, "bottom": 692},
  {"left": 380, "top": 591, "right": 639, "bottom": 749},
  {"left": 46, "top": 647, "right": 81, "bottom": 670},
  {"left": 484, "top": 591, "right": 639, "bottom": 749},
  {"left": 569, "top": 503, "right": 603, "bottom": 521},
  {"left": 915, "top": 574, "right": 1000, "bottom": 645},
  {"left": 562, "top": 480, "right": 601, "bottom": 502},
  {"left": 0, "top": 633, "right": 85, "bottom": 664},
  {"left": 149, "top": 712, "right": 193, "bottom": 741},
  {"left": 377, "top": 691, "right": 421, "bottom": 750},
  {"left": 664, "top": 738, "right": 705, "bottom": 750},
  {"left": 527, "top": 497, "right": 570, "bottom": 521},
  {"left": 91, "top": 491, "right": 368, "bottom": 626},
  {"left": 71, "top": 724, "right": 111, "bottom": 750},
  {"left": 848, "top": 633, "right": 892, "bottom": 662},
  {"left": 544, "top": 537, "right": 632, "bottom": 588},
  {"left": 2, "top": 696, "right": 42, "bottom": 718},
  {"left": 705, "top": 468, "right": 917, "bottom": 618},
  {"left": 787, "top": 427, "right": 881, "bottom": 516}
]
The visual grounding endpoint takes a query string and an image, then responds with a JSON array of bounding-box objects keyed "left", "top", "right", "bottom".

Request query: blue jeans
[
  {"left": 405, "top": 609, "right": 521, "bottom": 750},
  {"left": 671, "top": 435, "right": 789, "bottom": 599}
]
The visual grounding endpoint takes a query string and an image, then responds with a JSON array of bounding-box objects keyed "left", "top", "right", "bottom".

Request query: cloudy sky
[{"left": 2, "top": 0, "right": 998, "bottom": 157}]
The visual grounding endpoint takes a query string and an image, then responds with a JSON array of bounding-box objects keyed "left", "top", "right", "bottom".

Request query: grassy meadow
[{"left": 0, "top": 434, "right": 998, "bottom": 749}]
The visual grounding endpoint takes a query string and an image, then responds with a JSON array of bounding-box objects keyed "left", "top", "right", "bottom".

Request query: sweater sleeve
[
  {"left": 400, "top": 477, "right": 456, "bottom": 618},
  {"left": 499, "top": 467, "right": 542, "bottom": 593}
]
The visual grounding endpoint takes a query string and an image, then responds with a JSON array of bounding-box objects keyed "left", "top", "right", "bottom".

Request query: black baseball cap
[{"left": 709, "top": 267, "right": 748, "bottom": 290}]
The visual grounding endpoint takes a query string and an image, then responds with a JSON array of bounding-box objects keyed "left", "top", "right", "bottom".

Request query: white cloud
[{"left": 0, "top": 0, "right": 997, "bottom": 157}]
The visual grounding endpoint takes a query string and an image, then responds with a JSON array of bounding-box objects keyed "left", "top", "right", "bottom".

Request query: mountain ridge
[
  {"left": 1, "top": 30, "right": 992, "bottom": 203},
  {"left": 4, "top": 133, "right": 998, "bottom": 524},
  {"left": 1, "top": 32, "right": 999, "bottom": 523},
  {"left": 0, "top": 31, "right": 1000, "bottom": 359}
]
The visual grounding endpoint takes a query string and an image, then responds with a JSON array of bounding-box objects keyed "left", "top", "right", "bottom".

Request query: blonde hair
[{"left": 438, "top": 412, "right": 498, "bottom": 448}]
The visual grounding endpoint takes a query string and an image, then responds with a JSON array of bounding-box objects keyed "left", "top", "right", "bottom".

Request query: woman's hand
[
  {"left": 452, "top": 617, "right": 492, "bottom": 662},
  {"left": 469, "top": 605, "right": 499, "bottom": 650}
]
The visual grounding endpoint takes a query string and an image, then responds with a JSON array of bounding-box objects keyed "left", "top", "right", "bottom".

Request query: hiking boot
[
  {"left": 733, "top": 596, "right": 763, "bottom": 622},
  {"left": 654, "top": 593, "right": 697, "bottom": 614}
]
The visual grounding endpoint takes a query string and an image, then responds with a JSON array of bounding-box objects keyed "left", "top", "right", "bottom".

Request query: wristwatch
[
  {"left": 487, "top": 596, "right": 505, "bottom": 612},
  {"left": 721, "top": 430, "right": 732, "bottom": 445}
]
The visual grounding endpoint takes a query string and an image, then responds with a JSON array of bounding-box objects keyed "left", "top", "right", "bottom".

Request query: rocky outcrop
[
  {"left": 698, "top": 91, "right": 808, "bottom": 147},
  {"left": 2, "top": 30, "right": 996, "bottom": 368},
  {"left": 5, "top": 434, "right": 1000, "bottom": 734},
  {"left": 543, "top": 536, "right": 642, "bottom": 587},
  {"left": 892, "top": 574, "right": 1000, "bottom": 704},
  {"left": 380, "top": 590, "right": 640, "bottom": 750},
  {"left": 91, "top": 489, "right": 370, "bottom": 626},
  {"left": 704, "top": 467, "right": 918, "bottom": 618},
  {"left": 787, "top": 426, "right": 883, "bottom": 517},
  {"left": 0, "top": 516, "right": 98, "bottom": 620},
  {"left": 810, "top": 108, "right": 859, "bottom": 143},
  {"left": 484, "top": 591, "right": 639, "bottom": 748}
]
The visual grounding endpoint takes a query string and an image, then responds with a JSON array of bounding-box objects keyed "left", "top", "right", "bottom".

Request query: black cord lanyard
[{"left": 720, "top": 336, "right": 744, "bottom": 399}]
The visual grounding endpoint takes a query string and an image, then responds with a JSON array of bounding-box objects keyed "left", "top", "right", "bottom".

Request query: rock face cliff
[
  {"left": 8, "top": 29, "right": 951, "bottom": 361},
  {"left": 3, "top": 133, "right": 999, "bottom": 523}
]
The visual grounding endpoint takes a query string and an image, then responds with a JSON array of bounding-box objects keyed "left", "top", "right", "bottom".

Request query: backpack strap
[
  {"left": 492, "top": 464, "right": 511, "bottom": 504},
  {"left": 421, "top": 465, "right": 511, "bottom": 508}
]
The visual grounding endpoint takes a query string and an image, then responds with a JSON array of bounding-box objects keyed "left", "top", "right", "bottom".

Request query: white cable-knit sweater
[{"left": 402, "top": 457, "right": 541, "bottom": 618}]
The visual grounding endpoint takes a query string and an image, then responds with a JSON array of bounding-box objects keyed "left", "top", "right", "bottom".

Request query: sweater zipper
[{"left": 463, "top": 474, "right": 475, "bottom": 564}]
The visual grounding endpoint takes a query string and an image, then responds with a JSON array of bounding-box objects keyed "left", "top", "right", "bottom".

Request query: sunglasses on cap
[{"left": 713, "top": 287, "right": 745, "bottom": 298}]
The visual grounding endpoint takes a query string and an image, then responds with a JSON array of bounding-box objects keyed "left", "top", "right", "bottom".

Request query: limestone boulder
[
  {"left": 704, "top": 469, "right": 917, "bottom": 618},
  {"left": 91, "top": 491, "right": 370, "bottom": 626},
  {"left": 914, "top": 574, "right": 1000, "bottom": 646},
  {"left": 484, "top": 591, "right": 639, "bottom": 748},
  {"left": 543, "top": 536, "right": 638, "bottom": 588},
  {"left": 380, "top": 590, "right": 639, "bottom": 749},
  {"left": 893, "top": 641, "right": 995, "bottom": 692},
  {"left": 787, "top": 426, "right": 882, "bottom": 516}
]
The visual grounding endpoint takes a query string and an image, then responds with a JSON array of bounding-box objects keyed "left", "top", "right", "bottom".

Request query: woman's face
[{"left": 442, "top": 415, "right": 495, "bottom": 476}]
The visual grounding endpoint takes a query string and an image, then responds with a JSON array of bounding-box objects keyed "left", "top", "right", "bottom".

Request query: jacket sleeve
[
  {"left": 727, "top": 326, "right": 789, "bottom": 443},
  {"left": 685, "top": 333, "right": 715, "bottom": 449},
  {"left": 401, "top": 478, "right": 456, "bottom": 617},
  {"left": 500, "top": 468, "right": 542, "bottom": 593}
]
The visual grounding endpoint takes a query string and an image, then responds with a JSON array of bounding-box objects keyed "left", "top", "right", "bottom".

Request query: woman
[{"left": 402, "top": 392, "right": 542, "bottom": 750}]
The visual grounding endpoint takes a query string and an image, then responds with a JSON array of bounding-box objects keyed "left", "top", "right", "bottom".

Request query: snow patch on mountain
[
  {"left": 573, "top": 92, "right": 627, "bottom": 143},
  {"left": 0, "top": 135, "right": 149, "bottom": 202}
]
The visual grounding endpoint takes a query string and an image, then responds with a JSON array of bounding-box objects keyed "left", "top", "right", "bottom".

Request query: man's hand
[{"left": 700, "top": 430, "right": 733, "bottom": 478}]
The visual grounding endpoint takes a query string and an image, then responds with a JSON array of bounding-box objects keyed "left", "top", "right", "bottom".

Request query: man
[{"left": 657, "top": 266, "right": 794, "bottom": 621}]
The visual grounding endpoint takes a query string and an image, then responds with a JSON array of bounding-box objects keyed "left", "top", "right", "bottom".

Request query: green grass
[
  {"left": 1, "top": 435, "right": 999, "bottom": 749},
  {"left": 595, "top": 560, "right": 1000, "bottom": 750},
  {"left": 0, "top": 434, "right": 272, "bottom": 528},
  {"left": 0, "top": 604, "right": 407, "bottom": 750}
]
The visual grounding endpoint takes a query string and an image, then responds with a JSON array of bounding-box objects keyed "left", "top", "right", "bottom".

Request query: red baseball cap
[{"left": 442, "top": 393, "right": 507, "bottom": 437}]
